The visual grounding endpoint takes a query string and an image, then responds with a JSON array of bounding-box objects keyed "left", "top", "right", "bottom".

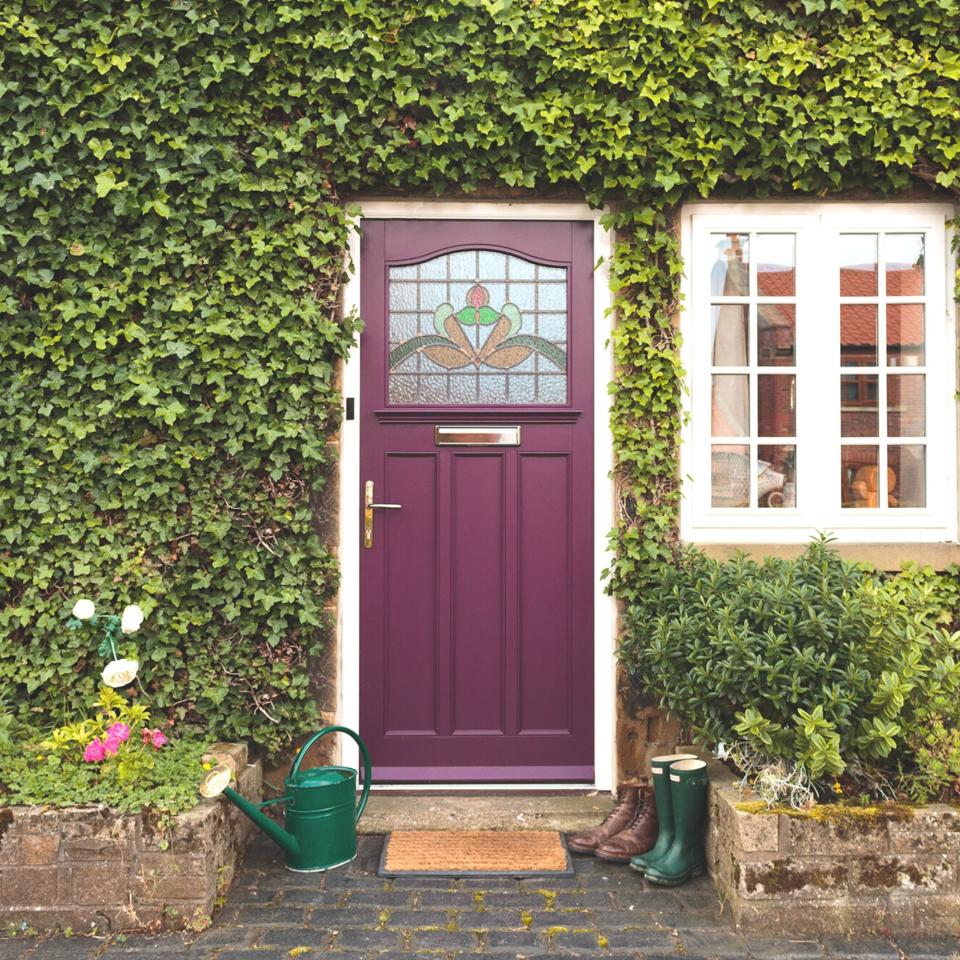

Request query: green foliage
[
  {"left": 0, "top": 732, "right": 208, "bottom": 815},
  {"left": 1, "top": 1, "right": 958, "bottom": 755},
  {"left": 618, "top": 539, "right": 960, "bottom": 787},
  {"left": 901, "top": 714, "right": 960, "bottom": 803}
]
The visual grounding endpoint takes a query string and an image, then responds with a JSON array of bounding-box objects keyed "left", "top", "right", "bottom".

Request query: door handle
[{"left": 364, "top": 481, "right": 401, "bottom": 549}]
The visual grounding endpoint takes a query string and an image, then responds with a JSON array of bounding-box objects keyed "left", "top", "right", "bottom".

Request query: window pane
[
  {"left": 756, "top": 234, "right": 795, "bottom": 296},
  {"left": 840, "top": 374, "right": 878, "bottom": 436},
  {"left": 840, "top": 234, "right": 878, "bottom": 297},
  {"left": 712, "top": 445, "right": 750, "bottom": 507},
  {"left": 711, "top": 234, "right": 749, "bottom": 296},
  {"left": 712, "top": 375, "right": 749, "bottom": 436},
  {"left": 840, "top": 304, "right": 877, "bottom": 367},
  {"left": 887, "top": 374, "right": 925, "bottom": 437},
  {"left": 841, "top": 445, "right": 881, "bottom": 507},
  {"left": 758, "top": 444, "right": 796, "bottom": 508},
  {"left": 889, "top": 445, "right": 925, "bottom": 508},
  {"left": 711, "top": 304, "right": 749, "bottom": 366},
  {"left": 388, "top": 253, "right": 568, "bottom": 405},
  {"left": 757, "top": 304, "right": 795, "bottom": 366},
  {"left": 758, "top": 374, "right": 795, "bottom": 436},
  {"left": 886, "top": 304, "right": 925, "bottom": 367},
  {"left": 885, "top": 234, "right": 924, "bottom": 296}
]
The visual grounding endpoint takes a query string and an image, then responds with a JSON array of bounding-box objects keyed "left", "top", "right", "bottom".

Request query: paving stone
[
  {"left": 14, "top": 941, "right": 99, "bottom": 960},
  {"left": 549, "top": 929, "right": 608, "bottom": 951},
  {"left": 675, "top": 928, "right": 752, "bottom": 957},
  {"left": 482, "top": 929, "right": 545, "bottom": 949},
  {"left": 470, "top": 910, "right": 531, "bottom": 930},
  {"left": 279, "top": 888, "right": 349, "bottom": 906},
  {"left": 342, "top": 889, "right": 414, "bottom": 906},
  {"left": 193, "top": 924, "right": 257, "bottom": 947},
  {"left": 332, "top": 927, "right": 404, "bottom": 950},
  {"left": 384, "top": 908, "right": 458, "bottom": 928},
  {"left": 232, "top": 905, "right": 308, "bottom": 924},
  {"left": 525, "top": 909, "right": 594, "bottom": 928},
  {"left": 553, "top": 890, "right": 619, "bottom": 908},
  {"left": 746, "top": 938, "right": 826, "bottom": 958},
  {"left": 598, "top": 929, "right": 679, "bottom": 950},
  {"left": 821, "top": 938, "right": 900, "bottom": 958},
  {"left": 417, "top": 891, "right": 488, "bottom": 909},
  {"left": 481, "top": 892, "right": 553, "bottom": 909},
  {"left": 893, "top": 937, "right": 960, "bottom": 960},
  {"left": 410, "top": 929, "right": 483, "bottom": 950},
  {"left": 254, "top": 926, "right": 336, "bottom": 949},
  {"left": 216, "top": 952, "right": 288, "bottom": 960}
]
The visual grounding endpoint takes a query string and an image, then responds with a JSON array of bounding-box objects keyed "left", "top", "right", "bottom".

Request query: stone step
[{"left": 357, "top": 792, "right": 613, "bottom": 833}]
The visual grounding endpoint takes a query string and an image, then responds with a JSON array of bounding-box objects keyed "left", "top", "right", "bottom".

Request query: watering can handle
[{"left": 290, "top": 725, "right": 372, "bottom": 823}]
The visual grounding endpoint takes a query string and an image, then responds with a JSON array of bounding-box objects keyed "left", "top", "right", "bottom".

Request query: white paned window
[{"left": 681, "top": 203, "right": 957, "bottom": 544}]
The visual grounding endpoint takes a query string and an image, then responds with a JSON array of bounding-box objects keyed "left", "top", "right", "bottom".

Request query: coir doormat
[{"left": 378, "top": 830, "right": 574, "bottom": 877}]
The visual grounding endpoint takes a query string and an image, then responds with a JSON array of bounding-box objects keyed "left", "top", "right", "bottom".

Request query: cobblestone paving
[{"left": 2, "top": 836, "right": 959, "bottom": 960}]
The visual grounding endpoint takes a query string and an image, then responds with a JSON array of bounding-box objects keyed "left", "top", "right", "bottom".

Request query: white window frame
[{"left": 680, "top": 201, "right": 958, "bottom": 544}]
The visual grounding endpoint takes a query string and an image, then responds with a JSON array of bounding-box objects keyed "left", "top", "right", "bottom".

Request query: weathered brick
[
  {"left": 849, "top": 854, "right": 955, "bottom": 894},
  {"left": 887, "top": 805, "right": 960, "bottom": 856},
  {"left": 732, "top": 807, "right": 781, "bottom": 854},
  {"left": 59, "top": 862, "right": 131, "bottom": 906},
  {"left": 2, "top": 866, "right": 59, "bottom": 905},
  {"left": 784, "top": 814, "right": 889, "bottom": 857},
  {"left": 134, "top": 853, "right": 210, "bottom": 902},
  {"left": 734, "top": 857, "right": 848, "bottom": 900}
]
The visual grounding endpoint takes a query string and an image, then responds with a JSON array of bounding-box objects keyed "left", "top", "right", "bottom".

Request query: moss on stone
[{"left": 734, "top": 800, "right": 915, "bottom": 826}]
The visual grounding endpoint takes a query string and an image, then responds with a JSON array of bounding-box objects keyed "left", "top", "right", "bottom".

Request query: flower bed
[
  {"left": 0, "top": 743, "right": 260, "bottom": 935},
  {"left": 704, "top": 757, "right": 960, "bottom": 936}
]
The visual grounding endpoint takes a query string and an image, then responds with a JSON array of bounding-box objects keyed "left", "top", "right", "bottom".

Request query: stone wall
[
  {"left": 0, "top": 743, "right": 260, "bottom": 934},
  {"left": 704, "top": 757, "right": 960, "bottom": 936}
]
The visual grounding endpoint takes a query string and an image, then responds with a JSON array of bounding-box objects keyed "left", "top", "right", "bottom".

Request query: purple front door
[{"left": 359, "top": 219, "right": 594, "bottom": 782}]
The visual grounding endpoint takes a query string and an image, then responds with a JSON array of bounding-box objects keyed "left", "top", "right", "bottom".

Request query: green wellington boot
[
  {"left": 642, "top": 758, "right": 709, "bottom": 886},
  {"left": 629, "top": 753, "right": 696, "bottom": 875}
]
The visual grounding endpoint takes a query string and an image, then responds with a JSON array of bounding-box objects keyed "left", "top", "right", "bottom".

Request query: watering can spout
[
  {"left": 220, "top": 786, "right": 301, "bottom": 858},
  {"left": 200, "top": 725, "right": 372, "bottom": 873}
]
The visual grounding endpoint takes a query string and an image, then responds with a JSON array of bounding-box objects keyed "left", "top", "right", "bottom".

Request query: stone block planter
[
  {"left": 0, "top": 743, "right": 261, "bottom": 934},
  {"left": 703, "top": 756, "right": 960, "bottom": 936}
]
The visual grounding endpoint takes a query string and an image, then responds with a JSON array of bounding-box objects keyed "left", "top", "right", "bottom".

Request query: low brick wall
[
  {"left": 0, "top": 743, "right": 260, "bottom": 934},
  {"left": 704, "top": 756, "right": 960, "bottom": 936}
]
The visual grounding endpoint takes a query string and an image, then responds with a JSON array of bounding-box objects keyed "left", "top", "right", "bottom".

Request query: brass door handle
[{"left": 364, "top": 481, "right": 401, "bottom": 548}]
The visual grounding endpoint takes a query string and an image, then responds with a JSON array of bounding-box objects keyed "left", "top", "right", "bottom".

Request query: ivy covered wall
[{"left": 1, "top": 0, "right": 957, "bottom": 755}]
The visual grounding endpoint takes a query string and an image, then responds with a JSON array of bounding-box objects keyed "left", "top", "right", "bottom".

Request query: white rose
[
  {"left": 72, "top": 598, "right": 96, "bottom": 620},
  {"left": 120, "top": 604, "right": 145, "bottom": 635},
  {"left": 102, "top": 658, "right": 139, "bottom": 688}
]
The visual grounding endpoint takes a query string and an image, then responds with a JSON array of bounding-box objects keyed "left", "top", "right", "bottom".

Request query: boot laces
[{"left": 599, "top": 788, "right": 636, "bottom": 826}]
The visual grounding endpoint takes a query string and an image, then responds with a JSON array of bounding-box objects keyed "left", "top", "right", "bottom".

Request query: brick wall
[
  {"left": 0, "top": 743, "right": 261, "bottom": 934},
  {"left": 704, "top": 757, "right": 960, "bottom": 936}
]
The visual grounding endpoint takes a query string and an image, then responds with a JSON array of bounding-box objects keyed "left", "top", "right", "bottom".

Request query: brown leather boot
[
  {"left": 567, "top": 785, "right": 640, "bottom": 855},
  {"left": 595, "top": 785, "right": 658, "bottom": 863}
]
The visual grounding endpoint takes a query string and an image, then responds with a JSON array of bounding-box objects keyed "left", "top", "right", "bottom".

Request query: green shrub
[
  {"left": 0, "top": 729, "right": 207, "bottom": 815},
  {"left": 618, "top": 539, "right": 960, "bottom": 790}
]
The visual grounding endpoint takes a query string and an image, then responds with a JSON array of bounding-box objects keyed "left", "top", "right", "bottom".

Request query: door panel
[
  {"left": 518, "top": 453, "right": 572, "bottom": 735},
  {"left": 451, "top": 453, "right": 506, "bottom": 735},
  {"left": 359, "top": 219, "right": 594, "bottom": 782}
]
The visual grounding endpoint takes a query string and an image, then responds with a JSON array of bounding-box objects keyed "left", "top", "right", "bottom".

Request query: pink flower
[
  {"left": 151, "top": 730, "right": 168, "bottom": 750},
  {"left": 83, "top": 739, "right": 106, "bottom": 762},
  {"left": 106, "top": 722, "right": 130, "bottom": 743},
  {"left": 103, "top": 737, "right": 121, "bottom": 756},
  {"left": 141, "top": 727, "right": 153, "bottom": 745}
]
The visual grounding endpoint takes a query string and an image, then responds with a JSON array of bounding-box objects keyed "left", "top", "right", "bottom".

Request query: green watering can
[{"left": 202, "top": 726, "right": 372, "bottom": 872}]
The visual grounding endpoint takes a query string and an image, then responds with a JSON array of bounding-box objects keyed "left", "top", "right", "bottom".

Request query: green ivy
[{"left": 1, "top": 1, "right": 958, "bottom": 757}]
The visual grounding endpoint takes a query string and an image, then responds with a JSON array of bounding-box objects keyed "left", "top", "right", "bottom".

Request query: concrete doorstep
[{"left": 358, "top": 791, "right": 611, "bottom": 833}]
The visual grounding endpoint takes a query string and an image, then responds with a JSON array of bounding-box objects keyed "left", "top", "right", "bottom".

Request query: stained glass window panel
[{"left": 387, "top": 251, "right": 568, "bottom": 404}]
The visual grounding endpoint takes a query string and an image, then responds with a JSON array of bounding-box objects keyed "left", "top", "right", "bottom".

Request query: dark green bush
[{"left": 618, "top": 539, "right": 960, "bottom": 791}]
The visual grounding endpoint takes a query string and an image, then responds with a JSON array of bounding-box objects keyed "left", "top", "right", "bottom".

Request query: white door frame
[{"left": 338, "top": 200, "right": 616, "bottom": 790}]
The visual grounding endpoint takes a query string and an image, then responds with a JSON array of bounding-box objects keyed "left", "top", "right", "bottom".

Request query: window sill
[{"left": 691, "top": 541, "right": 960, "bottom": 571}]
